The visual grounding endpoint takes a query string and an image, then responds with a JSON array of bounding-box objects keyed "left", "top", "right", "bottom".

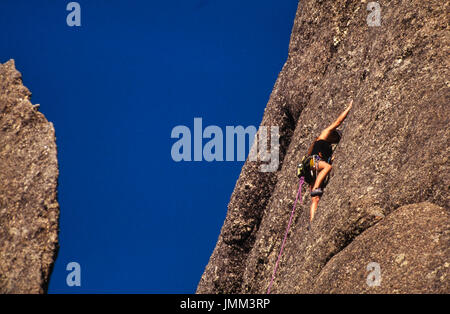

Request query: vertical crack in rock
[
  {"left": 0, "top": 60, "right": 59, "bottom": 294},
  {"left": 197, "top": 0, "right": 449, "bottom": 294}
]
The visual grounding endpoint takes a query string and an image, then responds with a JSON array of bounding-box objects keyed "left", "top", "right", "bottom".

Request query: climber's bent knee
[{"left": 317, "top": 161, "right": 332, "bottom": 172}]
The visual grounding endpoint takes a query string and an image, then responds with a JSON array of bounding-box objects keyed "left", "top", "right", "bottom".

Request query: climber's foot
[
  {"left": 310, "top": 188, "right": 323, "bottom": 197},
  {"left": 307, "top": 220, "right": 314, "bottom": 232}
]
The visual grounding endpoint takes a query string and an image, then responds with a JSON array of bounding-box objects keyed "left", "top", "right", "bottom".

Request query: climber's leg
[
  {"left": 309, "top": 161, "right": 332, "bottom": 222},
  {"left": 312, "top": 161, "right": 332, "bottom": 190},
  {"left": 310, "top": 195, "right": 320, "bottom": 222}
]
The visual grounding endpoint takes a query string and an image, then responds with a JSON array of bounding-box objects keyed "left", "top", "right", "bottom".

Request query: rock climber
[{"left": 306, "top": 100, "right": 353, "bottom": 222}]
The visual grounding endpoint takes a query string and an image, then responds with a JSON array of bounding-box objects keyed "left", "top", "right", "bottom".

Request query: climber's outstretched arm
[{"left": 318, "top": 100, "right": 352, "bottom": 140}]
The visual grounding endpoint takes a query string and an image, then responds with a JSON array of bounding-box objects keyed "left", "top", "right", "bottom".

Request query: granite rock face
[
  {"left": 0, "top": 60, "right": 59, "bottom": 294},
  {"left": 197, "top": 0, "right": 449, "bottom": 293},
  {"left": 312, "top": 202, "right": 449, "bottom": 293}
]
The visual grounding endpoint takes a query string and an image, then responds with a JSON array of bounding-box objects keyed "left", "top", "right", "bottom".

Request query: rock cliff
[
  {"left": 197, "top": 0, "right": 449, "bottom": 293},
  {"left": 0, "top": 60, "right": 59, "bottom": 293}
]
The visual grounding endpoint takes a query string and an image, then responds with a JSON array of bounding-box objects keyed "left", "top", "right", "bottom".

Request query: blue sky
[{"left": 0, "top": 0, "right": 298, "bottom": 293}]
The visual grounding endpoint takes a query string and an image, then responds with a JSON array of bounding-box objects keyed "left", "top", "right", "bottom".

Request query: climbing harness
[
  {"left": 297, "top": 154, "right": 323, "bottom": 185},
  {"left": 297, "top": 155, "right": 331, "bottom": 186},
  {"left": 297, "top": 124, "right": 345, "bottom": 186},
  {"left": 267, "top": 176, "right": 304, "bottom": 294}
]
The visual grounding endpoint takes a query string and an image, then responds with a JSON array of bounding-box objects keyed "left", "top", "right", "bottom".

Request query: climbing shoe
[{"left": 310, "top": 188, "right": 323, "bottom": 197}]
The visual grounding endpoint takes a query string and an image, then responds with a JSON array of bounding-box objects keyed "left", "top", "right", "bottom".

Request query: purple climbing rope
[{"left": 267, "top": 176, "right": 304, "bottom": 294}]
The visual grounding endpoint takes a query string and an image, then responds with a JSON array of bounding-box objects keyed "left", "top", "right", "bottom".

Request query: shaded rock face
[
  {"left": 197, "top": 0, "right": 449, "bottom": 294},
  {"left": 0, "top": 60, "right": 59, "bottom": 293}
]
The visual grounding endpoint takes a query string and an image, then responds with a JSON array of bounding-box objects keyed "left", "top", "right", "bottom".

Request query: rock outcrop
[
  {"left": 0, "top": 60, "right": 59, "bottom": 293},
  {"left": 197, "top": 0, "right": 449, "bottom": 293},
  {"left": 312, "top": 202, "right": 449, "bottom": 293}
]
